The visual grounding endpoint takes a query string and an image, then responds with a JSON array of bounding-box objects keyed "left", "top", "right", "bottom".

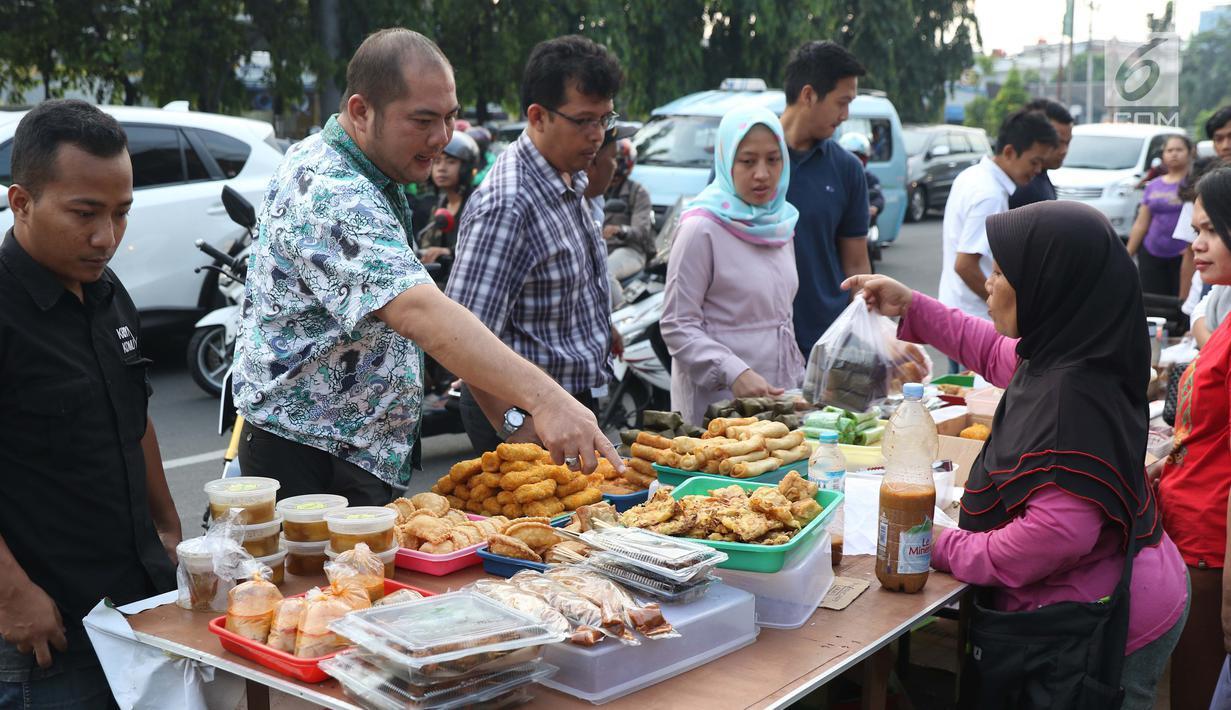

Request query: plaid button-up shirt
[{"left": 447, "top": 132, "right": 612, "bottom": 393}]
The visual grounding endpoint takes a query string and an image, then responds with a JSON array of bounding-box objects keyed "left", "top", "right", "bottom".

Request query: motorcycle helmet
[
  {"left": 438, "top": 132, "right": 480, "bottom": 188},
  {"left": 465, "top": 126, "right": 493, "bottom": 156},
  {"left": 614, "top": 138, "right": 637, "bottom": 182},
  {"left": 454, "top": 118, "right": 472, "bottom": 132},
  {"left": 837, "top": 132, "right": 871, "bottom": 158}
]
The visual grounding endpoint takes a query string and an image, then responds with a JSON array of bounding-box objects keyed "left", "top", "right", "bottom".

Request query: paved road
[{"left": 151, "top": 216, "right": 945, "bottom": 538}]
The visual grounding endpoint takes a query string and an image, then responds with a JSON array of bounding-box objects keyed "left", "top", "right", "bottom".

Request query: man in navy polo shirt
[{"left": 780, "top": 41, "right": 871, "bottom": 356}]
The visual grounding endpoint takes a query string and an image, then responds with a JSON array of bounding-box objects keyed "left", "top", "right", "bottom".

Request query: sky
[{"left": 972, "top": 0, "right": 1225, "bottom": 54}]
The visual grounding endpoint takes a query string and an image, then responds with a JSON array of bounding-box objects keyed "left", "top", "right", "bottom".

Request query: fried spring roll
[
  {"left": 718, "top": 449, "right": 769, "bottom": 475},
  {"left": 716, "top": 434, "right": 765, "bottom": 458},
  {"left": 774, "top": 443, "right": 811, "bottom": 465},
  {"left": 732, "top": 457, "right": 783, "bottom": 478},
  {"left": 765, "top": 431, "right": 806, "bottom": 452},
  {"left": 634, "top": 431, "right": 673, "bottom": 450}
]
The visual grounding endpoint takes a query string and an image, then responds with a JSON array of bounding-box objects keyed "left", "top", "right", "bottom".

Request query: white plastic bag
[{"left": 803, "top": 294, "right": 893, "bottom": 412}]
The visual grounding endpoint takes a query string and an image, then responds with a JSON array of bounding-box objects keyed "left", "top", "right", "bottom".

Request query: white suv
[
  {"left": 1050, "top": 123, "right": 1186, "bottom": 238},
  {"left": 0, "top": 105, "right": 282, "bottom": 332}
]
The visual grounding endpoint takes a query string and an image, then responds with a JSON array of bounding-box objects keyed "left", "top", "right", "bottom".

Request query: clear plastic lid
[
  {"left": 574, "top": 528, "right": 727, "bottom": 583},
  {"left": 277, "top": 494, "right": 349, "bottom": 522},
  {"left": 330, "top": 591, "right": 567, "bottom": 669},
  {"left": 582, "top": 553, "right": 717, "bottom": 603},
  {"left": 325, "top": 507, "right": 397, "bottom": 534},
  {"left": 237, "top": 515, "right": 283, "bottom": 539},
  {"left": 322, "top": 650, "right": 554, "bottom": 710},
  {"left": 204, "top": 477, "right": 280, "bottom": 504}
]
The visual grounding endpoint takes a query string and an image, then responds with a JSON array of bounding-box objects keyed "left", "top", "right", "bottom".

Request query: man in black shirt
[
  {"left": 0, "top": 100, "right": 179, "bottom": 708},
  {"left": 1008, "top": 98, "right": 1073, "bottom": 209}
]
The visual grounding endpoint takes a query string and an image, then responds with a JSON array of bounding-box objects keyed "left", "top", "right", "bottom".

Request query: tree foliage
[
  {"left": 1179, "top": 19, "right": 1231, "bottom": 136},
  {"left": 0, "top": 0, "right": 978, "bottom": 128}
]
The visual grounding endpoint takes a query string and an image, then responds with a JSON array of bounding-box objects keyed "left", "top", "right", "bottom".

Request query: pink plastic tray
[{"left": 393, "top": 513, "right": 486, "bottom": 576}]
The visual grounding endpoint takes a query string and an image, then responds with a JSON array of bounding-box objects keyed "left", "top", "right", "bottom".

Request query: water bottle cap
[
  {"left": 903, "top": 382, "right": 925, "bottom": 399},
  {"left": 819, "top": 431, "right": 839, "bottom": 443}
]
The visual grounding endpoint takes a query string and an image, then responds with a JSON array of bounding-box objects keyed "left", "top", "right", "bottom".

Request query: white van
[{"left": 1050, "top": 123, "right": 1186, "bottom": 238}]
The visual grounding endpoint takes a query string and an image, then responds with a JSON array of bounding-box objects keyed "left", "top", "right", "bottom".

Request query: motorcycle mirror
[{"left": 221, "top": 185, "right": 256, "bottom": 230}]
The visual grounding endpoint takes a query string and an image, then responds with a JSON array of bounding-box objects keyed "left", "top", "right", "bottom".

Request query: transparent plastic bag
[
  {"left": 224, "top": 570, "right": 283, "bottom": 643},
  {"left": 879, "top": 317, "right": 933, "bottom": 396},
  {"left": 326, "top": 543, "right": 386, "bottom": 602},
  {"left": 176, "top": 509, "right": 269, "bottom": 612},
  {"left": 266, "top": 597, "right": 307, "bottom": 653},
  {"left": 803, "top": 294, "right": 893, "bottom": 412}
]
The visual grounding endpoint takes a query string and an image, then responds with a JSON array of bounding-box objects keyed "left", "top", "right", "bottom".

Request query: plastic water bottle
[
  {"left": 876, "top": 382, "right": 938, "bottom": 593},
  {"left": 809, "top": 431, "right": 846, "bottom": 565}
]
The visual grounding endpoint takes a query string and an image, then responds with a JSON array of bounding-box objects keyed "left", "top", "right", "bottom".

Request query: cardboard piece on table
[
  {"left": 935, "top": 411, "right": 994, "bottom": 438},
  {"left": 820, "top": 576, "right": 872, "bottom": 610},
  {"left": 938, "top": 434, "right": 984, "bottom": 487}
]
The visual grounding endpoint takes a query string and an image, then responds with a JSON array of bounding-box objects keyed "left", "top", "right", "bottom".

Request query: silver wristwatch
[{"left": 500, "top": 407, "right": 529, "bottom": 441}]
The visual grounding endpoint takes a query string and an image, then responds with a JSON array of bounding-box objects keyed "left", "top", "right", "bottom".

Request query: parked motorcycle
[{"left": 187, "top": 186, "right": 252, "bottom": 397}]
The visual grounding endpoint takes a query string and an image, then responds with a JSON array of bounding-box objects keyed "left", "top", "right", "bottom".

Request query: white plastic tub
[
  {"left": 539, "top": 582, "right": 758, "bottom": 704},
  {"left": 716, "top": 531, "right": 834, "bottom": 629}
]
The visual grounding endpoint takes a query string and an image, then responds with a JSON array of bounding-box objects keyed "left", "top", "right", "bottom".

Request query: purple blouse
[{"left": 1141, "top": 178, "right": 1187, "bottom": 259}]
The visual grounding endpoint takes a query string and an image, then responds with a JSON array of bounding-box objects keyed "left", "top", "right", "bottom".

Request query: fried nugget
[
  {"left": 548, "top": 466, "right": 576, "bottom": 485},
  {"left": 449, "top": 458, "right": 483, "bottom": 483},
  {"left": 556, "top": 475, "right": 590, "bottom": 497},
  {"left": 469, "top": 483, "right": 495, "bottom": 501},
  {"left": 496, "top": 442, "right": 547, "bottom": 462},
  {"left": 433, "top": 474, "right": 456, "bottom": 495},
  {"left": 445, "top": 495, "right": 465, "bottom": 510},
  {"left": 501, "top": 502, "right": 525, "bottom": 518},
  {"left": 410, "top": 492, "right": 449, "bottom": 516},
  {"left": 452, "top": 485, "right": 470, "bottom": 501},
  {"left": 496, "top": 490, "right": 516, "bottom": 505},
  {"left": 561, "top": 487, "right": 603, "bottom": 510},
  {"left": 488, "top": 534, "right": 542, "bottom": 562},
  {"left": 505, "top": 522, "right": 562, "bottom": 554},
  {"left": 481, "top": 497, "right": 503, "bottom": 515},
  {"left": 523, "top": 497, "right": 565, "bottom": 518},
  {"left": 499, "top": 467, "right": 551, "bottom": 491},
  {"left": 474, "top": 472, "right": 502, "bottom": 489},
  {"left": 514, "top": 478, "right": 558, "bottom": 503},
  {"left": 499, "top": 460, "right": 534, "bottom": 474},
  {"left": 594, "top": 458, "right": 619, "bottom": 480},
  {"left": 465, "top": 499, "right": 485, "bottom": 514},
  {"left": 481, "top": 451, "right": 502, "bottom": 472}
]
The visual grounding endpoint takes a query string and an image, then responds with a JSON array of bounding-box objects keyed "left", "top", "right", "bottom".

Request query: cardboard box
[
  {"left": 934, "top": 411, "right": 994, "bottom": 438},
  {"left": 938, "top": 434, "right": 985, "bottom": 487}
]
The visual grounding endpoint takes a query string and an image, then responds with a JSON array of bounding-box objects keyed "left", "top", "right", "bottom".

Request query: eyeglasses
[{"left": 544, "top": 107, "right": 619, "bottom": 133}]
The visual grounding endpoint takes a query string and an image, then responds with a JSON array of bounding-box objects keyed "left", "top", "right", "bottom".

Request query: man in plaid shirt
[{"left": 448, "top": 35, "right": 623, "bottom": 454}]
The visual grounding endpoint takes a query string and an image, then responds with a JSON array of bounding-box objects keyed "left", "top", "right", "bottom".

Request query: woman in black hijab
[{"left": 844, "top": 201, "right": 1188, "bottom": 709}]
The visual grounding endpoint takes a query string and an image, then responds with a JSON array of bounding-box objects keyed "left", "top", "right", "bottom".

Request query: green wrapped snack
[
  {"left": 806, "top": 410, "right": 842, "bottom": 430},
  {"left": 845, "top": 409, "right": 880, "bottom": 427},
  {"left": 619, "top": 429, "right": 641, "bottom": 446},
  {"left": 853, "top": 425, "right": 885, "bottom": 446},
  {"left": 803, "top": 426, "right": 838, "bottom": 440},
  {"left": 855, "top": 418, "right": 880, "bottom": 434},
  {"left": 770, "top": 399, "right": 797, "bottom": 415},
  {"left": 755, "top": 411, "right": 775, "bottom": 421},
  {"left": 643, "top": 410, "right": 684, "bottom": 431},
  {"left": 704, "top": 400, "right": 733, "bottom": 422},
  {"left": 684, "top": 425, "right": 706, "bottom": 438},
  {"left": 736, "top": 397, "right": 774, "bottom": 417}
]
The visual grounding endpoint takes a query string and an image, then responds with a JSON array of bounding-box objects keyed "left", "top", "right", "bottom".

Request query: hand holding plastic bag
[{"left": 803, "top": 294, "right": 893, "bottom": 412}]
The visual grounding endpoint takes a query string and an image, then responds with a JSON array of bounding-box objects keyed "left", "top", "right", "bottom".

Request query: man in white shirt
[{"left": 939, "top": 110, "right": 1058, "bottom": 322}]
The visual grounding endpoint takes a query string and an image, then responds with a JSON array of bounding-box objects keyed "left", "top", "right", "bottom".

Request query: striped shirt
[{"left": 446, "top": 132, "right": 612, "bottom": 393}]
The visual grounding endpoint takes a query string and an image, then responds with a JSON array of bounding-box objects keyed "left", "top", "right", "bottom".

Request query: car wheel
[
  {"left": 187, "top": 326, "right": 231, "bottom": 397},
  {"left": 907, "top": 187, "right": 927, "bottom": 222}
]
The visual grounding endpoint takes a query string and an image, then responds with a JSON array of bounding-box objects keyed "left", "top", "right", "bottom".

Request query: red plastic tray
[
  {"left": 393, "top": 513, "right": 487, "bottom": 576},
  {"left": 208, "top": 579, "right": 433, "bottom": 683}
]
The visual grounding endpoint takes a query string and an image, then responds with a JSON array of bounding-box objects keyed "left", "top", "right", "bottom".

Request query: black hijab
[{"left": 959, "top": 201, "right": 1163, "bottom": 549}]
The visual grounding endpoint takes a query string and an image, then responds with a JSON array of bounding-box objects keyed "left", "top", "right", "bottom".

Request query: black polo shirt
[
  {"left": 0, "top": 232, "right": 174, "bottom": 631},
  {"left": 1008, "top": 170, "right": 1056, "bottom": 209}
]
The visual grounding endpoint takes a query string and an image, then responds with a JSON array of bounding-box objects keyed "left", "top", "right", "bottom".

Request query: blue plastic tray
[
  {"left": 652, "top": 458, "right": 809, "bottom": 488},
  {"left": 603, "top": 489, "right": 649, "bottom": 512},
  {"left": 477, "top": 547, "right": 549, "bottom": 577}
]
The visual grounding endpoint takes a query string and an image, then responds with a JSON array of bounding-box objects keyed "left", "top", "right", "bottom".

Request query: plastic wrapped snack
[
  {"left": 803, "top": 294, "right": 893, "bottom": 412},
  {"left": 374, "top": 589, "right": 425, "bottom": 607},
  {"left": 177, "top": 510, "right": 265, "bottom": 612},
  {"left": 326, "top": 543, "right": 386, "bottom": 602},
  {"left": 293, "top": 581, "right": 371, "bottom": 658},
  {"left": 225, "top": 570, "right": 283, "bottom": 643},
  {"left": 508, "top": 570, "right": 635, "bottom": 646},
  {"left": 546, "top": 567, "right": 678, "bottom": 640},
  {"left": 266, "top": 597, "right": 307, "bottom": 653},
  {"left": 467, "top": 578, "right": 574, "bottom": 640}
]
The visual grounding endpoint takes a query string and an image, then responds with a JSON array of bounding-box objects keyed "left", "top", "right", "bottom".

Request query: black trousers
[
  {"left": 237, "top": 421, "right": 394, "bottom": 506},
  {"left": 1138, "top": 248, "right": 1183, "bottom": 297},
  {"left": 458, "top": 384, "right": 598, "bottom": 456}
]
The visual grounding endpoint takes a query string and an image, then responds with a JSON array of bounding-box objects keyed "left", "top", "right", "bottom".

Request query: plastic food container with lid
[
  {"left": 238, "top": 515, "right": 283, "bottom": 557},
  {"left": 282, "top": 537, "right": 329, "bottom": 577},
  {"left": 716, "top": 531, "right": 834, "bottom": 629},
  {"left": 239, "top": 545, "right": 289, "bottom": 586},
  {"left": 540, "top": 581, "right": 758, "bottom": 704},
  {"left": 329, "top": 591, "right": 567, "bottom": 670},
  {"left": 320, "top": 651, "right": 557, "bottom": 710},
  {"left": 277, "top": 494, "right": 349, "bottom": 542},
  {"left": 326, "top": 507, "right": 397, "bottom": 554},
  {"left": 205, "top": 477, "right": 281, "bottom": 524}
]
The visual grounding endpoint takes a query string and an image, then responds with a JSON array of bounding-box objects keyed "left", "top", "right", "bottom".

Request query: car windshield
[
  {"left": 633, "top": 115, "right": 720, "bottom": 168},
  {"left": 903, "top": 129, "right": 930, "bottom": 156},
  {"left": 1062, "top": 135, "right": 1143, "bottom": 170}
]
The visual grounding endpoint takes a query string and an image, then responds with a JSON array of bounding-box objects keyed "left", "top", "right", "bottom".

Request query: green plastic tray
[
  {"left": 652, "top": 458, "right": 808, "bottom": 488},
  {"left": 668, "top": 478, "right": 843, "bottom": 573},
  {"left": 929, "top": 374, "right": 976, "bottom": 388}
]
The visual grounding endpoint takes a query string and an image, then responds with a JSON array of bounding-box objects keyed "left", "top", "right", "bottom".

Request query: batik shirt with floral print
[{"left": 233, "top": 116, "right": 433, "bottom": 486}]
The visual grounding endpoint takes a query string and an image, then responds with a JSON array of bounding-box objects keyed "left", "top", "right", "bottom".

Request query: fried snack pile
[
  {"left": 632, "top": 418, "right": 810, "bottom": 479},
  {"left": 485, "top": 502, "right": 618, "bottom": 565},
  {"left": 619, "top": 472, "right": 824, "bottom": 545},
  {"left": 387, "top": 492, "right": 514, "bottom": 555},
  {"left": 959, "top": 423, "right": 991, "bottom": 441},
  {"left": 431, "top": 443, "right": 606, "bottom": 519}
]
